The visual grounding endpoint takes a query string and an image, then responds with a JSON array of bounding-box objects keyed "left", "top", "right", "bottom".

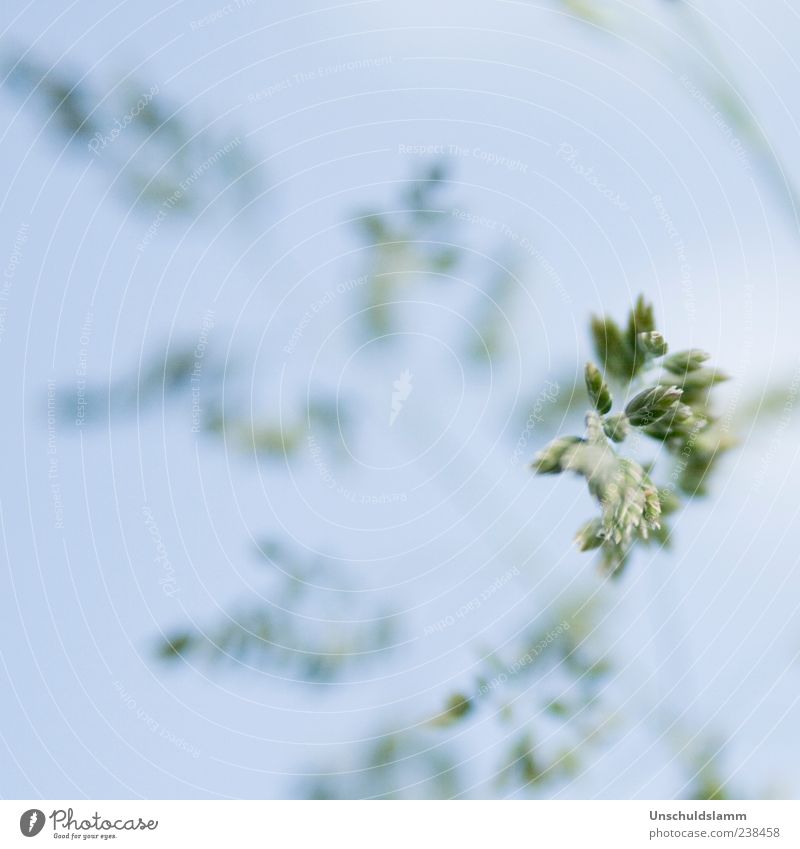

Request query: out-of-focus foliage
[
  {"left": 555, "top": 0, "right": 800, "bottom": 221},
  {"left": 158, "top": 538, "right": 397, "bottom": 682},
  {"left": 17, "top": 33, "right": 786, "bottom": 795},
  {"left": 57, "top": 342, "right": 224, "bottom": 423},
  {"left": 305, "top": 729, "right": 464, "bottom": 800},
  {"left": 354, "top": 164, "right": 463, "bottom": 336},
  {"left": 305, "top": 604, "right": 615, "bottom": 798},
  {"left": 437, "top": 609, "right": 615, "bottom": 793},
  {"left": 1, "top": 47, "right": 260, "bottom": 215},
  {"left": 206, "top": 394, "right": 348, "bottom": 460}
]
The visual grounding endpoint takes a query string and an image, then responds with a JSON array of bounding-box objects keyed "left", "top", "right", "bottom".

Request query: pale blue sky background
[{"left": 2, "top": 0, "right": 800, "bottom": 798}]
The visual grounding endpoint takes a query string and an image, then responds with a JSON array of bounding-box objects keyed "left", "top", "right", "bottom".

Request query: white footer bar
[{"left": 2, "top": 800, "right": 797, "bottom": 848}]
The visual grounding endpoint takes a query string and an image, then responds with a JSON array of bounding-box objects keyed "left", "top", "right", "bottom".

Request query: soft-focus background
[{"left": 2, "top": 0, "right": 800, "bottom": 799}]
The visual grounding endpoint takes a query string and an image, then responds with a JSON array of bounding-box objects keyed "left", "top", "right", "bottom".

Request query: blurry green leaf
[{"left": 431, "top": 692, "right": 473, "bottom": 726}]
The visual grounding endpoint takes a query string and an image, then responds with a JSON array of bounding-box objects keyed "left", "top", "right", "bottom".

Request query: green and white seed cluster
[{"left": 531, "top": 296, "right": 733, "bottom": 576}]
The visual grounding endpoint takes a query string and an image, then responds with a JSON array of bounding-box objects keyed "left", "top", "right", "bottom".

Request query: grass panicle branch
[{"left": 531, "top": 296, "right": 734, "bottom": 576}]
